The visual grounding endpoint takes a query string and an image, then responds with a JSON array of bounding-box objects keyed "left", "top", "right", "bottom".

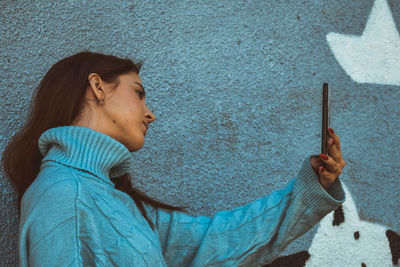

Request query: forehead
[{"left": 120, "top": 72, "right": 141, "bottom": 83}]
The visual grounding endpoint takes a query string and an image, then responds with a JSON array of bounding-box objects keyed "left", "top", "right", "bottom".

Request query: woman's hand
[{"left": 310, "top": 128, "right": 346, "bottom": 189}]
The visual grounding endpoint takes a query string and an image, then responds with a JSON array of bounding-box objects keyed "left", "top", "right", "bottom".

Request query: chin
[{"left": 128, "top": 141, "right": 145, "bottom": 152}]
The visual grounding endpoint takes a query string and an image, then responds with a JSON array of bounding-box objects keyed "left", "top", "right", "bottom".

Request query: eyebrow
[{"left": 133, "top": 82, "right": 146, "bottom": 96}]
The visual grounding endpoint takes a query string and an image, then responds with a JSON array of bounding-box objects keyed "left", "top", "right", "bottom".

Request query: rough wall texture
[{"left": 1, "top": 0, "right": 399, "bottom": 266}]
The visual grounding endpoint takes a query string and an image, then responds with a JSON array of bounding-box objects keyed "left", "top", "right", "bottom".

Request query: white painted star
[
  {"left": 305, "top": 182, "right": 396, "bottom": 266},
  {"left": 327, "top": 0, "right": 400, "bottom": 86}
]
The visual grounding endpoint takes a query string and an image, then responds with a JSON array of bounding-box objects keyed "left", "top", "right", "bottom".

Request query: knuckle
[
  {"left": 334, "top": 161, "right": 340, "bottom": 169},
  {"left": 327, "top": 174, "right": 334, "bottom": 183},
  {"left": 332, "top": 163, "right": 341, "bottom": 174}
]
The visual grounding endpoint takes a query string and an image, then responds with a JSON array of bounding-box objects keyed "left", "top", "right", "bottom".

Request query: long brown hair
[{"left": 1, "top": 51, "right": 187, "bottom": 230}]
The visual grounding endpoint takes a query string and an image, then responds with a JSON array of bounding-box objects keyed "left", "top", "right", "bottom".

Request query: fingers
[
  {"left": 327, "top": 128, "right": 346, "bottom": 168},
  {"left": 310, "top": 156, "right": 321, "bottom": 169},
  {"left": 327, "top": 138, "right": 340, "bottom": 163},
  {"left": 319, "top": 153, "right": 343, "bottom": 176},
  {"left": 310, "top": 155, "right": 322, "bottom": 176},
  {"left": 328, "top": 128, "right": 341, "bottom": 152},
  {"left": 314, "top": 128, "right": 346, "bottom": 189},
  {"left": 318, "top": 165, "right": 338, "bottom": 189}
]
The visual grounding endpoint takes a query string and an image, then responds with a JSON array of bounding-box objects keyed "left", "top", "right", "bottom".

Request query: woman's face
[{"left": 73, "top": 71, "right": 156, "bottom": 152}]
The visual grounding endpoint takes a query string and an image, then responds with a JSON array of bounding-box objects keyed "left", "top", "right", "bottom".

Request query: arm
[
  {"left": 143, "top": 155, "right": 345, "bottom": 266},
  {"left": 23, "top": 217, "right": 82, "bottom": 266}
]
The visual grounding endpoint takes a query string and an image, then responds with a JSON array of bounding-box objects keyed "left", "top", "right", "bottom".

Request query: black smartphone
[{"left": 321, "top": 83, "right": 329, "bottom": 167}]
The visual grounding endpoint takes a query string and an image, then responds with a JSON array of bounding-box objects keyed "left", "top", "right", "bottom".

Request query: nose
[{"left": 144, "top": 105, "right": 156, "bottom": 123}]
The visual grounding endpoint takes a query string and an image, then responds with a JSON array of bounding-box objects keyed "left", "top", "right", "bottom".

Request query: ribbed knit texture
[
  {"left": 18, "top": 125, "right": 346, "bottom": 266},
  {"left": 38, "top": 126, "right": 132, "bottom": 186},
  {"left": 294, "top": 155, "right": 345, "bottom": 216}
]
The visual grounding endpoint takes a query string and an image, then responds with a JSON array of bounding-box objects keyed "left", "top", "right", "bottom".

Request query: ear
[{"left": 87, "top": 73, "right": 104, "bottom": 102}]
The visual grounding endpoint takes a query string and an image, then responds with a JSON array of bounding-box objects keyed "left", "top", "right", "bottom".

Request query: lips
[{"left": 143, "top": 122, "right": 148, "bottom": 134}]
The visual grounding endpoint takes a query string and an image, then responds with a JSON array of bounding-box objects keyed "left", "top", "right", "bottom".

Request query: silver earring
[{"left": 98, "top": 87, "right": 104, "bottom": 106}]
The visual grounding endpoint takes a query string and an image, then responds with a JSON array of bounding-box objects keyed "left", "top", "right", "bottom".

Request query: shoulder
[
  {"left": 22, "top": 161, "right": 81, "bottom": 216},
  {"left": 19, "top": 163, "right": 82, "bottom": 247}
]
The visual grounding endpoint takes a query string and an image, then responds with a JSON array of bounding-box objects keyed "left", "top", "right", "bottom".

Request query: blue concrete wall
[{"left": 1, "top": 0, "right": 399, "bottom": 265}]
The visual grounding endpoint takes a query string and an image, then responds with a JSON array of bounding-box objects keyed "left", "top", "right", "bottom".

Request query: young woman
[{"left": 2, "top": 51, "right": 346, "bottom": 266}]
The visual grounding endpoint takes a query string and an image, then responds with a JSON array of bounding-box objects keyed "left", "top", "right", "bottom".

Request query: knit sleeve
[
  {"left": 143, "top": 155, "right": 345, "bottom": 266},
  {"left": 25, "top": 218, "right": 81, "bottom": 266}
]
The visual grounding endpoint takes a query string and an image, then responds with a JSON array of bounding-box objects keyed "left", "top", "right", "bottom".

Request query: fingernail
[
  {"left": 320, "top": 153, "right": 329, "bottom": 160},
  {"left": 321, "top": 166, "right": 325, "bottom": 172},
  {"left": 328, "top": 128, "right": 334, "bottom": 134}
]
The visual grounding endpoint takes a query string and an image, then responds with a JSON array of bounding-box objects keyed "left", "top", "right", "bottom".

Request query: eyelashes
[{"left": 136, "top": 90, "right": 145, "bottom": 99}]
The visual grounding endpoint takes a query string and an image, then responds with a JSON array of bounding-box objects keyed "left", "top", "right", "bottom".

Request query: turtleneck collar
[{"left": 38, "top": 126, "right": 132, "bottom": 187}]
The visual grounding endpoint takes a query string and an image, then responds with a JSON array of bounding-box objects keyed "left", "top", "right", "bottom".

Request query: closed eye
[
  {"left": 136, "top": 90, "right": 145, "bottom": 99},
  {"left": 132, "top": 82, "right": 146, "bottom": 99}
]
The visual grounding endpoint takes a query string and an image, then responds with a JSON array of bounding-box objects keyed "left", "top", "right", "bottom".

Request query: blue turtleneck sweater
[{"left": 18, "top": 126, "right": 345, "bottom": 266}]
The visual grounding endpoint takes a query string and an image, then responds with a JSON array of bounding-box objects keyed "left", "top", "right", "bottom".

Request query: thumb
[{"left": 310, "top": 156, "right": 321, "bottom": 176}]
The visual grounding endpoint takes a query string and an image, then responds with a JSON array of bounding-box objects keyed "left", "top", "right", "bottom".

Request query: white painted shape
[
  {"left": 327, "top": 0, "right": 400, "bottom": 86},
  {"left": 305, "top": 181, "right": 394, "bottom": 266}
]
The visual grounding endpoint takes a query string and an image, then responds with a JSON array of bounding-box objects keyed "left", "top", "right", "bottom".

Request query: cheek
[
  {"left": 110, "top": 97, "right": 135, "bottom": 121},
  {"left": 104, "top": 109, "right": 131, "bottom": 130},
  {"left": 109, "top": 94, "right": 143, "bottom": 127},
  {"left": 124, "top": 107, "right": 143, "bottom": 129}
]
